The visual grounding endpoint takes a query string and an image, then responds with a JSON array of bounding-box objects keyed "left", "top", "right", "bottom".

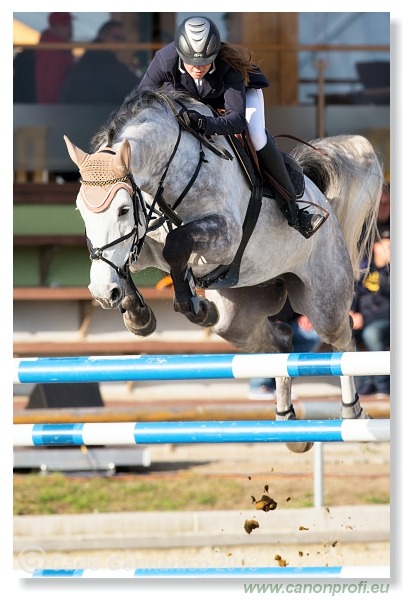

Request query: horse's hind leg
[
  {"left": 317, "top": 317, "right": 368, "bottom": 419},
  {"left": 208, "top": 285, "right": 312, "bottom": 453},
  {"left": 288, "top": 277, "right": 369, "bottom": 420},
  {"left": 275, "top": 376, "right": 314, "bottom": 453},
  {"left": 120, "top": 274, "right": 156, "bottom": 336},
  {"left": 340, "top": 377, "right": 366, "bottom": 418},
  {"left": 339, "top": 325, "right": 367, "bottom": 419}
]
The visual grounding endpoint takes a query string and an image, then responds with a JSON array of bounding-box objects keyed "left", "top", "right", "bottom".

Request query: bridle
[{"left": 81, "top": 170, "right": 148, "bottom": 280}]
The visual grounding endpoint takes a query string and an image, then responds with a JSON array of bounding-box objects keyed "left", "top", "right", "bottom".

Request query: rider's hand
[{"left": 180, "top": 109, "right": 206, "bottom": 134}]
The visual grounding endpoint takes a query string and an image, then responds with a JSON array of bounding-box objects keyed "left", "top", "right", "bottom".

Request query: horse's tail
[{"left": 291, "top": 134, "right": 384, "bottom": 280}]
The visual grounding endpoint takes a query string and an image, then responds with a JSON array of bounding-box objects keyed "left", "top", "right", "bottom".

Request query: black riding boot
[{"left": 257, "top": 132, "right": 325, "bottom": 238}]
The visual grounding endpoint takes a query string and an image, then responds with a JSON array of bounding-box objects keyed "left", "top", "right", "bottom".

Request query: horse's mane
[{"left": 90, "top": 88, "right": 200, "bottom": 152}]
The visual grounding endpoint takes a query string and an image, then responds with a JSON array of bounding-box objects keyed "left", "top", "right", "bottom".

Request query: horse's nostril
[{"left": 110, "top": 288, "right": 122, "bottom": 303}]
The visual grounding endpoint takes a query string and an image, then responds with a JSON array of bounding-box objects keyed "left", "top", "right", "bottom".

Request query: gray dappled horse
[{"left": 64, "top": 89, "right": 383, "bottom": 453}]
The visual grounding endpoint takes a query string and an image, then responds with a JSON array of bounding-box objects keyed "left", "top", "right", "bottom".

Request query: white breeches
[{"left": 245, "top": 88, "right": 267, "bottom": 151}]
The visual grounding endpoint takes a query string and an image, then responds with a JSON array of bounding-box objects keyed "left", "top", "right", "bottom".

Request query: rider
[{"left": 136, "top": 15, "right": 325, "bottom": 238}]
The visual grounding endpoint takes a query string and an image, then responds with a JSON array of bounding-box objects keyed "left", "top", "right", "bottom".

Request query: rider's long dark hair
[{"left": 219, "top": 42, "right": 260, "bottom": 85}]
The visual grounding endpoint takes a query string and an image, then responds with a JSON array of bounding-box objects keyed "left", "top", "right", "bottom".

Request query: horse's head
[{"left": 64, "top": 136, "right": 147, "bottom": 309}]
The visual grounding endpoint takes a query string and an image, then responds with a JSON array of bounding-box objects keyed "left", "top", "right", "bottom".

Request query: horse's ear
[
  {"left": 63, "top": 135, "right": 89, "bottom": 168},
  {"left": 115, "top": 139, "right": 131, "bottom": 171}
]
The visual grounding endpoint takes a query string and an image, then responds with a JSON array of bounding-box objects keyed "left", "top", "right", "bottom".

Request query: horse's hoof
[
  {"left": 276, "top": 408, "right": 314, "bottom": 454},
  {"left": 346, "top": 409, "right": 371, "bottom": 420},
  {"left": 346, "top": 406, "right": 371, "bottom": 419},
  {"left": 198, "top": 299, "right": 219, "bottom": 327},
  {"left": 122, "top": 308, "right": 156, "bottom": 337},
  {"left": 286, "top": 441, "right": 314, "bottom": 454},
  {"left": 174, "top": 297, "right": 219, "bottom": 328}
]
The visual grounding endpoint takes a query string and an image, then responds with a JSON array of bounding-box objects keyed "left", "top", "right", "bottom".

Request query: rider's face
[{"left": 183, "top": 62, "right": 212, "bottom": 79}]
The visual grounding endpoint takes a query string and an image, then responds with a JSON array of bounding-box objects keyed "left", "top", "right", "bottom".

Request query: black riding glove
[{"left": 180, "top": 109, "right": 206, "bottom": 134}]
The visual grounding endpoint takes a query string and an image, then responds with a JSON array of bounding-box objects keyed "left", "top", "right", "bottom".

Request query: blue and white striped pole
[
  {"left": 13, "top": 419, "right": 389, "bottom": 447},
  {"left": 15, "top": 565, "right": 390, "bottom": 578},
  {"left": 13, "top": 351, "right": 390, "bottom": 383}
]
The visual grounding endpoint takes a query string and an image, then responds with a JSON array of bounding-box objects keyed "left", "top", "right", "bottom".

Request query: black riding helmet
[{"left": 174, "top": 16, "right": 221, "bottom": 66}]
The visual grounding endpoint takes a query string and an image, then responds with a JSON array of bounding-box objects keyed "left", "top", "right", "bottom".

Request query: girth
[{"left": 195, "top": 178, "right": 263, "bottom": 289}]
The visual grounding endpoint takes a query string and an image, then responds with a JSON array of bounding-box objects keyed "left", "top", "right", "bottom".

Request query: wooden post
[
  {"left": 232, "top": 13, "right": 298, "bottom": 105},
  {"left": 315, "top": 58, "right": 327, "bottom": 137}
]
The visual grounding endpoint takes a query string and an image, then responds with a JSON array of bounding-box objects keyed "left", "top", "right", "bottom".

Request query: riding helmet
[{"left": 174, "top": 16, "right": 221, "bottom": 66}]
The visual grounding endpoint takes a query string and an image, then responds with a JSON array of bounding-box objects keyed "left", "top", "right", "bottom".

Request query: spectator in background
[
  {"left": 35, "top": 12, "right": 74, "bottom": 103},
  {"left": 60, "top": 20, "right": 140, "bottom": 105},
  {"left": 350, "top": 230, "right": 390, "bottom": 397},
  {"left": 13, "top": 49, "right": 37, "bottom": 103},
  {"left": 248, "top": 300, "right": 321, "bottom": 400}
]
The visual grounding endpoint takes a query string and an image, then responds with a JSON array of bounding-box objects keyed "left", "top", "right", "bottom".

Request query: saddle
[
  {"left": 206, "top": 104, "right": 304, "bottom": 198},
  {"left": 228, "top": 128, "right": 305, "bottom": 199}
]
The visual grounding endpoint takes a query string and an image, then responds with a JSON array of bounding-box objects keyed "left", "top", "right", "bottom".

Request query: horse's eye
[{"left": 118, "top": 206, "right": 130, "bottom": 217}]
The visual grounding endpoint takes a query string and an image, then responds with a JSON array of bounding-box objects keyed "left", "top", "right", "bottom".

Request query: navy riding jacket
[{"left": 136, "top": 42, "right": 269, "bottom": 136}]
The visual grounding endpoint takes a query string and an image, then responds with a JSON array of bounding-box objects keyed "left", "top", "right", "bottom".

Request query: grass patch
[
  {"left": 364, "top": 494, "right": 390, "bottom": 504},
  {"left": 14, "top": 472, "right": 251, "bottom": 515},
  {"left": 13, "top": 470, "right": 389, "bottom": 515}
]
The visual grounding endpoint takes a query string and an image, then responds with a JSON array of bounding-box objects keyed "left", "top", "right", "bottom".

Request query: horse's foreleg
[
  {"left": 172, "top": 265, "right": 219, "bottom": 327},
  {"left": 275, "top": 376, "right": 314, "bottom": 453},
  {"left": 162, "top": 218, "right": 226, "bottom": 328},
  {"left": 120, "top": 274, "right": 156, "bottom": 336}
]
